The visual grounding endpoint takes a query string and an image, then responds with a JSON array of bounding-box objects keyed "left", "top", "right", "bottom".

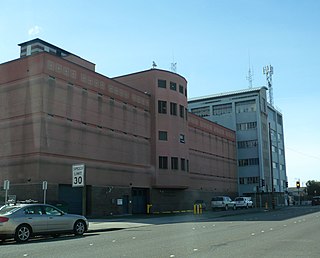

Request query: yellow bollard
[
  {"left": 265, "top": 202, "right": 268, "bottom": 209},
  {"left": 147, "top": 204, "right": 152, "bottom": 214}
]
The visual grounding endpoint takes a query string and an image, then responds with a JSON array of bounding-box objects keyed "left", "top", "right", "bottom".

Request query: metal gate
[
  {"left": 132, "top": 188, "right": 148, "bottom": 214},
  {"left": 58, "top": 185, "right": 82, "bottom": 215}
]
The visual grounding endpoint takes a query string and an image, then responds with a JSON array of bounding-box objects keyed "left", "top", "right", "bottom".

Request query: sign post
[
  {"left": 72, "top": 164, "right": 86, "bottom": 216},
  {"left": 42, "top": 181, "right": 48, "bottom": 204},
  {"left": 3, "top": 180, "right": 10, "bottom": 205}
]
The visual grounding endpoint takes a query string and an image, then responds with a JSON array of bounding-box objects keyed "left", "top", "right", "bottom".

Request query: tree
[{"left": 305, "top": 180, "right": 320, "bottom": 196}]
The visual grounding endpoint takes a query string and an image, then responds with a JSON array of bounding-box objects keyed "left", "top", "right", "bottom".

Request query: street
[{"left": 1, "top": 206, "right": 320, "bottom": 258}]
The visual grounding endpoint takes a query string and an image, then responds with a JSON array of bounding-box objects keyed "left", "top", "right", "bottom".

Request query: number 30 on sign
[{"left": 72, "top": 164, "right": 85, "bottom": 187}]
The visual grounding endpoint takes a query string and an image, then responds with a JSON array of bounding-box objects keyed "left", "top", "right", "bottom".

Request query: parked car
[
  {"left": 194, "top": 200, "right": 207, "bottom": 210},
  {"left": 312, "top": 196, "right": 320, "bottom": 206},
  {"left": 211, "top": 196, "right": 235, "bottom": 211},
  {"left": 0, "top": 203, "right": 88, "bottom": 243},
  {"left": 235, "top": 197, "right": 253, "bottom": 209}
]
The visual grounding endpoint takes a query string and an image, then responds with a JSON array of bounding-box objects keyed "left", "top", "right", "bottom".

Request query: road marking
[
  {"left": 283, "top": 224, "right": 287, "bottom": 227},
  {"left": 132, "top": 237, "right": 136, "bottom": 239},
  {"left": 112, "top": 240, "right": 116, "bottom": 242},
  {"left": 261, "top": 230, "right": 265, "bottom": 233},
  {"left": 90, "top": 243, "right": 93, "bottom": 246},
  {"left": 170, "top": 255, "right": 175, "bottom": 257},
  {"left": 23, "top": 255, "right": 28, "bottom": 257},
  {"left": 270, "top": 228, "right": 273, "bottom": 231},
  {"left": 192, "top": 227, "right": 195, "bottom": 230},
  {"left": 251, "top": 233, "right": 255, "bottom": 236},
  {"left": 193, "top": 249, "right": 198, "bottom": 252}
]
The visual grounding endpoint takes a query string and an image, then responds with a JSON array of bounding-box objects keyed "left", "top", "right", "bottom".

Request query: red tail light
[{"left": 0, "top": 217, "right": 9, "bottom": 222}]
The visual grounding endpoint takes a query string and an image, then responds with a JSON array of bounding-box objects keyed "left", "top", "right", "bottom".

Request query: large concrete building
[
  {"left": 188, "top": 87, "right": 287, "bottom": 206},
  {"left": 0, "top": 39, "right": 237, "bottom": 216}
]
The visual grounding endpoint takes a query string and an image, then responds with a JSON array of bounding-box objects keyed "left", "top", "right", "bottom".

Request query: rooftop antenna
[
  {"left": 263, "top": 65, "right": 274, "bottom": 106},
  {"left": 170, "top": 52, "right": 177, "bottom": 73},
  {"left": 171, "top": 62, "right": 177, "bottom": 73},
  {"left": 246, "top": 53, "right": 254, "bottom": 88},
  {"left": 152, "top": 61, "right": 157, "bottom": 69}
]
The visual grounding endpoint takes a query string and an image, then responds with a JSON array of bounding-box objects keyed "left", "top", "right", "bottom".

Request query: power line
[{"left": 286, "top": 147, "right": 320, "bottom": 160}]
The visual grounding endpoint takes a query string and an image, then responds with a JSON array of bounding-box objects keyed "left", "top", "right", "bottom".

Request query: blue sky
[{"left": 1, "top": 0, "right": 319, "bottom": 186}]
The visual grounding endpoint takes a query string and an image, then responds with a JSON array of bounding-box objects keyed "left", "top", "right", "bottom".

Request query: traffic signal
[
  {"left": 261, "top": 179, "right": 265, "bottom": 187},
  {"left": 296, "top": 181, "right": 300, "bottom": 189},
  {"left": 286, "top": 181, "right": 288, "bottom": 188}
]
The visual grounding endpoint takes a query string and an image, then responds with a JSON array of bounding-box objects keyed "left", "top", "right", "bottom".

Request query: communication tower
[
  {"left": 246, "top": 66, "right": 254, "bottom": 88},
  {"left": 263, "top": 65, "right": 274, "bottom": 106}
]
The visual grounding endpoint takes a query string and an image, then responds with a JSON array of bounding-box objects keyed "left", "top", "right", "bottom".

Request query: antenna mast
[
  {"left": 246, "top": 53, "right": 254, "bottom": 88},
  {"left": 247, "top": 66, "right": 254, "bottom": 89},
  {"left": 263, "top": 65, "right": 274, "bottom": 106}
]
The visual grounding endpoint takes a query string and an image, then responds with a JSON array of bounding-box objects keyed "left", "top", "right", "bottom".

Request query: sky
[{"left": 1, "top": 0, "right": 319, "bottom": 187}]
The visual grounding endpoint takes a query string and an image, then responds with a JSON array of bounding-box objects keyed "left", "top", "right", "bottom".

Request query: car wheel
[
  {"left": 225, "top": 205, "right": 228, "bottom": 211},
  {"left": 15, "top": 224, "right": 32, "bottom": 243},
  {"left": 74, "top": 220, "right": 86, "bottom": 236},
  {"left": 246, "top": 204, "right": 249, "bottom": 209},
  {"left": 233, "top": 205, "right": 236, "bottom": 210}
]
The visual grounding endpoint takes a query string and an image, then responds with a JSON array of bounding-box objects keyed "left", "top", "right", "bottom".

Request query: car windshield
[
  {"left": 235, "top": 198, "right": 243, "bottom": 201},
  {"left": 212, "top": 197, "right": 223, "bottom": 201}
]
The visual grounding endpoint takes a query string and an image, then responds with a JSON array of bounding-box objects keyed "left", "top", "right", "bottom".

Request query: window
[
  {"left": 236, "top": 122, "right": 257, "bottom": 131},
  {"left": 159, "top": 131, "right": 168, "bottom": 141},
  {"left": 191, "top": 106, "right": 210, "bottom": 117},
  {"left": 179, "top": 85, "right": 184, "bottom": 94},
  {"left": 239, "top": 178, "right": 245, "bottom": 184},
  {"left": 237, "top": 140, "right": 258, "bottom": 149},
  {"left": 181, "top": 158, "right": 186, "bottom": 171},
  {"left": 170, "top": 81, "right": 177, "bottom": 91},
  {"left": 158, "top": 100, "right": 167, "bottom": 114},
  {"left": 187, "top": 160, "right": 189, "bottom": 172},
  {"left": 179, "top": 134, "right": 185, "bottom": 143},
  {"left": 159, "top": 156, "right": 168, "bottom": 169},
  {"left": 212, "top": 103, "right": 232, "bottom": 115},
  {"left": 158, "top": 79, "right": 166, "bottom": 88},
  {"left": 171, "top": 157, "right": 179, "bottom": 170},
  {"left": 24, "top": 206, "right": 43, "bottom": 215},
  {"left": 236, "top": 100, "right": 256, "bottom": 113},
  {"left": 45, "top": 206, "right": 62, "bottom": 216},
  {"left": 273, "top": 162, "right": 278, "bottom": 169},
  {"left": 185, "top": 88, "right": 187, "bottom": 97},
  {"left": 179, "top": 105, "right": 184, "bottom": 118},
  {"left": 277, "top": 114, "right": 283, "bottom": 126},
  {"left": 238, "top": 158, "right": 259, "bottom": 167},
  {"left": 170, "top": 102, "right": 177, "bottom": 116}
]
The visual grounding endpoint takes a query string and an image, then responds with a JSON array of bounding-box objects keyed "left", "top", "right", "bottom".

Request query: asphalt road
[{"left": 1, "top": 206, "right": 320, "bottom": 258}]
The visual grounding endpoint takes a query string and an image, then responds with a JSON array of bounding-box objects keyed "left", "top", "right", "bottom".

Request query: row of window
[
  {"left": 158, "top": 100, "right": 187, "bottom": 119},
  {"left": 239, "top": 176, "right": 260, "bottom": 185},
  {"left": 158, "top": 79, "right": 187, "bottom": 97},
  {"left": 237, "top": 140, "right": 258, "bottom": 149},
  {"left": 238, "top": 158, "right": 259, "bottom": 167},
  {"left": 159, "top": 131, "right": 185, "bottom": 143},
  {"left": 190, "top": 101, "right": 257, "bottom": 117},
  {"left": 159, "top": 156, "right": 189, "bottom": 171},
  {"left": 236, "top": 122, "right": 257, "bottom": 131}
]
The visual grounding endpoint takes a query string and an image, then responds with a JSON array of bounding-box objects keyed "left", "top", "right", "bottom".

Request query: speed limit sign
[{"left": 72, "top": 164, "right": 85, "bottom": 187}]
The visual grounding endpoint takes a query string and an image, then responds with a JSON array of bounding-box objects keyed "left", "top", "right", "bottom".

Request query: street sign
[
  {"left": 42, "top": 181, "right": 48, "bottom": 190},
  {"left": 72, "top": 164, "right": 85, "bottom": 187},
  {"left": 3, "top": 180, "right": 10, "bottom": 190}
]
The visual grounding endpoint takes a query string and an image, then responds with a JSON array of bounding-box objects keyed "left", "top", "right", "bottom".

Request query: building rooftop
[
  {"left": 188, "top": 86, "right": 267, "bottom": 103},
  {"left": 18, "top": 38, "right": 95, "bottom": 71}
]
